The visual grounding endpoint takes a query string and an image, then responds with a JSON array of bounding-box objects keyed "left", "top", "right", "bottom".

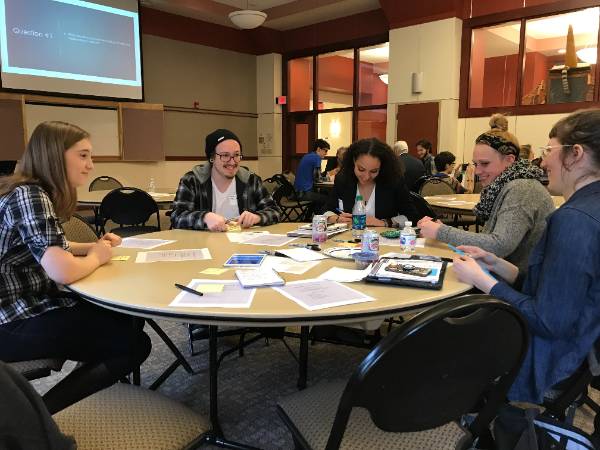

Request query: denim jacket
[{"left": 491, "top": 181, "right": 600, "bottom": 403}]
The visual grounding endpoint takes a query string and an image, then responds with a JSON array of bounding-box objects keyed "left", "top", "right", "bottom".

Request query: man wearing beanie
[{"left": 171, "top": 129, "right": 281, "bottom": 231}]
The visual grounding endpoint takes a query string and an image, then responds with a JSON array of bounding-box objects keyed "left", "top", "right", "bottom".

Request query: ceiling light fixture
[
  {"left": 576, "top": 47, "right": 597, "bottom": 64},
  {"left": 378, "top": 74, "right": 389, "bottom": 84},
  {"left": 229, "top": 6, "right": 266, "bottom": 30}
]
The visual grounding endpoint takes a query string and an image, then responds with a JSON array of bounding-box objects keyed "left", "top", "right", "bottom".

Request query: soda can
[
  {"left": 361, "top": 230, "right": 379, "bottom": 255},
  {"left": 312, "top": 215, "right": 327, "bottom": 243}
]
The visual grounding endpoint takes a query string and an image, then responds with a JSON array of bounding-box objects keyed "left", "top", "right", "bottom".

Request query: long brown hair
[{"left": 0, "top": 121, "right": 90, "bottom": 219}]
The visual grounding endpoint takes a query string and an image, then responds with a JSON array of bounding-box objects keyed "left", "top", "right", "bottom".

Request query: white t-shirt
[
  {"left": 356, "top": 185, "right": 376, "bottom": 217},
  {"left": 212, "top": 179, "right": 240, "bottom": 220}
]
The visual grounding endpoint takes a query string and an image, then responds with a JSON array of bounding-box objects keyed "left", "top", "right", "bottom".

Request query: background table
[
  {"left": 78, "top": 189, "right": 176, "bottom": 207},
  {"left": 425, "top": 193, "right": 564, "bottom": 214}
]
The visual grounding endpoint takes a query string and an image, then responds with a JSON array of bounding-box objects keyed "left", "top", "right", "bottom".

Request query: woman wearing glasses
[
  {"left": 418, "top": 114, "right": 555, "bottom": 273},
  {"left": 452, "top": 109, "right": 600, "bottom": 403}
]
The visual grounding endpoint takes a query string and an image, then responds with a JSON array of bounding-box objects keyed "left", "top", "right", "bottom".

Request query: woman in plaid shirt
[{"left": 0, "top": 121, "right": 151, "bottom": 414}]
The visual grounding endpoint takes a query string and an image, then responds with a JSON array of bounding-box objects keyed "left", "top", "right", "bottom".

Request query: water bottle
[
  {"left": 148, "top": 177, "right": 156, "bottom": 193},
  {"left": 400, "top": 221, "right": 417, "bottom": 253},
  {"left": 352, "top": 195, "right": 366, "bottom": 239}
]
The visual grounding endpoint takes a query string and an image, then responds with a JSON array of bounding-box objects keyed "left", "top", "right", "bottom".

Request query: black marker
[{"left": 175, "top": 283, "right": 204, "bottom": 297}]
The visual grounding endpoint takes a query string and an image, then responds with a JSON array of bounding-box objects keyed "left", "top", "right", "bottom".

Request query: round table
[
  {"left": 425, "top": 193, "right": 564, "bottom": 214},
  {"left": 68, "top": 223, "right": 471, "bottom": 447}
]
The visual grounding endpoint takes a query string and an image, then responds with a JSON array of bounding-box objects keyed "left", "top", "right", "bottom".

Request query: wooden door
[{"left": 396, "top": 102, "right": 439, "bottom": 156}]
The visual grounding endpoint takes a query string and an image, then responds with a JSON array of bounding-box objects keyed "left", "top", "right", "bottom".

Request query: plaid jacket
[
  {"left": 170, "top": 164, "right": 281, "bottom": 230},
  {"left": 0, "top": 184, "right": 77, "bottom": 325}
]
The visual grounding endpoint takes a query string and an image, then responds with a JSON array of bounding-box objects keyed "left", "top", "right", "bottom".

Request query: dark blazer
[
  {"left": 325, "top": 175, "right": 420, "bottom": 223},
  {"left": 399, "top": 154, "right": 426, "bottom": 192}
]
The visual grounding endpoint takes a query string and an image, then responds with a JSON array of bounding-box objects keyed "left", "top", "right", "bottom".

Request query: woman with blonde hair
[
  {"left": 419, "top": 114, "right": 555, "bottom": 273},
  {"left": 0, "top": 121, "right": 151, "bottom": 414}
]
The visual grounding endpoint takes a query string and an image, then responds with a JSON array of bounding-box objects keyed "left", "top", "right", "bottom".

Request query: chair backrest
[
  {"left": 326, "top": 295, "right": 529, "bottom": 449},
  {"left": 89, "top": 176, "right": 123, "bottom": 192},
  {"left": 271, "top": 174, "right": 296, "bottom": 198},
  {"left": 99, "top": 187, "right": 160, "bottom": 227},
  {"left": 409, "top": 191, "right": 438, "bottom": 220},
  {"left": 263, "top": 176, "right": 280, "bottom": 196},
  {"left": 62, "top": 213, "right": 98, "bottom": 243},
  {"left": 419, "top": 177, "right": 456, "bottom": 196}
]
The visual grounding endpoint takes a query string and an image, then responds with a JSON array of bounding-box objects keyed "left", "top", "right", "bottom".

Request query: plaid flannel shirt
[
  {"left": 170, "top": 164, "right": 281, "bottom": 230},
  {"left": 0, "top": 184, "right": 77, "bottom": 325}
]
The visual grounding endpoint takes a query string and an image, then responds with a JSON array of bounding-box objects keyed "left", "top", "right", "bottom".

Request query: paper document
[
  {"left": 235, "top": 268, "right": 285, "bottom": 288},
  {"left": 273, "top": 279, "right": 374, "bottom": 311},
  {"left": 276, "top": 247, "right": 328, "bottom": 262},
  {"left": 199, "top": 267, "right": 229, "bottom": 275},
  {"left": 119, "top": 237, "right": 176, "bottom": 249},
  {"left": 240, "top": 233, "right": 297, "bottom": 247},
  {"left": 262, "top": 256, "right": 320, "bottom": 275},
  {"left": 317, "top": 265, "right": 372, "bottom": 283},
  {"left": 226, "top": 231, "right": 269, "bottom": 243},
  {"left": 149, "top": 192, "right": 172, "bottom": 198},
  {"left": 170, "top": 279, "right": 255, "bottom": 308},
  {"left": 135, "top": 248, "right": 212, "bottom": 263}
]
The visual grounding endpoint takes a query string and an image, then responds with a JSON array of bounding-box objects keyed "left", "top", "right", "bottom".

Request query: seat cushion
[
  {"left": 53, "top": 383, "right": 209, "bottom": 450},
  {"left": 278, "top": 380, "right": 470, "bottom": 450},
  {"left": 7, "top": 358, "right": 65, "bottom": 380}
]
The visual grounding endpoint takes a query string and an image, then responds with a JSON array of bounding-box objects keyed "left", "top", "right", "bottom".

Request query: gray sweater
[{"left": 436, "top": 179, "right": 555, "bottom": 273}]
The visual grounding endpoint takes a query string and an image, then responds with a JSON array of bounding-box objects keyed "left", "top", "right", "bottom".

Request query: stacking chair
[
  {"left": 277, "top": 294, "right": 529, "bottom": 450},
  {"left": 99, "top": 187, "right": 161, "bottom": 237},
  {"left": 270, "top": 174, "right": 311, "bottom": 222},
  {"left": 62, "top": 213, "right": 99, "bottom": 243},
  {"left": 86, "top": 176, "right": 124, "bottom": 232},
  {"left": 6, "top": 358, "right": 65, "bottom": 381},
  {"left": 420, "top": 177, "right": 479, "bottom": 231},
  {"left": 0, "top": 361, "right": 209, "bottom": 450},
  {"left": 409, "top": 191, "right": 438, "bottom": 220}
]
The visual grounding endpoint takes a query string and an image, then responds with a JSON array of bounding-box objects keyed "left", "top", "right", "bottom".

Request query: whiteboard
[{"left": 25, "top": 104, "right": 120, "bottom": 157}]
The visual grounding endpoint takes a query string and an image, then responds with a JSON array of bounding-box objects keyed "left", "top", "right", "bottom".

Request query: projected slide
[{"left": 0, "top": 0, "right": 141, "bottom": 86}]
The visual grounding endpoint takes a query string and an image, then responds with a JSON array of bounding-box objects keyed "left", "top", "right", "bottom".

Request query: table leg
[{"left": 297, "top": 326, "right": 309, "bottom": 389}]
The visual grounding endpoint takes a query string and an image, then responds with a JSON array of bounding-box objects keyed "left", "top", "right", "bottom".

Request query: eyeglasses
[
  {"left": 215, "top": 153, "right": 243, "bottom": 162},
  {"left": 537, "top": 144, "right": 572, "bottom": 159}
]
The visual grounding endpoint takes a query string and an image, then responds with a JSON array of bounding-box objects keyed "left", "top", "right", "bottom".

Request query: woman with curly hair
[{"left": 324, "top": 137, "right": 419, "bottom": 227}]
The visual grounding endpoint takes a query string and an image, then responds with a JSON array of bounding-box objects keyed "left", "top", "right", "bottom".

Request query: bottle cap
[{"left": 356, "top": 195, "right": 363, "bottom": 201}]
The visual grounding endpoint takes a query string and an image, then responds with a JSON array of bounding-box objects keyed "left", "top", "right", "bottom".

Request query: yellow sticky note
[
  {"left": 195, "top": 284, "right": 225, "bottom": 293},
  {"left": 227, "top": 222, "right": 241, "bottom": 232},
  {"left": 111, "top": 255, "right": 130, "bottom": 261},
  {"left": 200, "top": 268, "right": 229, "bottom": 275}
]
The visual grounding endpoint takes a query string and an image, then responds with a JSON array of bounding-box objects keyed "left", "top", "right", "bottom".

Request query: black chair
[
  {"left": 277, "top": 294, "right": 529, "bottom": 450},
  {"left": 269, "top": 174, "right": 311, "bottom": 222},
  {"left": 89, "top": 175, "right": 123, "bottom": 192},
  {"left": 99, "top": 187, "right": 161, "bottom": 237},
  {"left": 409, "top": 191, "right": 438, "bottom": 220}
]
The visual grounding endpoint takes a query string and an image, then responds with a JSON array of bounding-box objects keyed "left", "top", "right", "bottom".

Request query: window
[
  {"left": 287, "top": 57, "right": 313, "bottom": 112},
  {"left": 357, "top": 109, "right": 386, "bottom": 141},
  {"left": 461, "top": 3, "right": 600, "bottom": 117},
  {"left": 318, "top": 51, "right": 353, "bottom": 108},
  {"left": 358, "top": 43, "right": 389, "bottom": 106}
]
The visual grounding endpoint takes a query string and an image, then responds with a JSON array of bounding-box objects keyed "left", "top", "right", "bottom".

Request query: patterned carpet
[
  {"left": 32, "top": 319, "right": 600, "bottom": 449},
  {"left": 32, "top": 320, "right": 370, "bottom": 449}
]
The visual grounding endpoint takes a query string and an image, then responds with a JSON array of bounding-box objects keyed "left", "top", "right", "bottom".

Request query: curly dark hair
[{"left": 338, "top": 138, "right": 403, "bottom": 185}]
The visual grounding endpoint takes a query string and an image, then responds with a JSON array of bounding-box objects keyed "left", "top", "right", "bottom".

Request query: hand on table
[
  {"left": 204, "top": 212, "right": 228, "bottom": 232},
  {"left": 456, "top": 245, "right": 498, "bottom": 271},
  {"left": 336, "top": 212, "right": 352, "bottom": 224},
  {"left": 89, "top": 239, "right": 113, "bottom": 265},
  {"left": 453, "top": 254, "right": 497, "bottom": 293},
  {"left": 238, "top": 211, "right": 261, "bottom": 228},
  {"left": 417, "top": 216, "right": 442, "bottom": 239},
  {"left": 101, "top": 232, "right": 122, "bottom": 247}
]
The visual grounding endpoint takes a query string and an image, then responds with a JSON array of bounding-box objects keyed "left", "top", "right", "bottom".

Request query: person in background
[
  {"left": 519, "top": 144, "right": 534, "bottom": 161},
  {"left": 418, "top": 113, "right": 555, "bottom": 273},
  {"left": 433, "top": 151, "right": 470, "bottom": 193},
  {"left": 323, "top": 146, "right": 347, "bottom": 179},
  {"left": 324, "top": 138, "right": 419, "bottom": 227},
  {"left": 0, "top": 121, "right": 151, "bottom": 414},
  {"left": 453, "top": 109, "right": 600, "bottom": 404},
  {"left": 171, "top": 129, "right": 281, "bottom": 231},
  {"left": 416, "top": 139, "right": 436, "bottom": 176},
  {"left": 294, "top": 138, "right": 330, "bottom": 214},
  {"left": 393, "top": 140, "right": 425, "bottom": 192}
]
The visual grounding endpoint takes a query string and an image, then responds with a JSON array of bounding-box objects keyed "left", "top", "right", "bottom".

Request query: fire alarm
[{"left": 275, "top": 96, "right": 287, "bottom": 105}]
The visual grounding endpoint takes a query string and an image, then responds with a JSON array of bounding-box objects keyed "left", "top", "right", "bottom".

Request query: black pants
[
  {"left": 0, "top": 300, "right": 151, "bottom": 413},
  {"left": 297, "top": 190, "right": 329, "bottom": 215}
]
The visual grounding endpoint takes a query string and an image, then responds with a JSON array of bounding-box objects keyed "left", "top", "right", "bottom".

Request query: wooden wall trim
[{"left": 165, "top": 105, "right": 258, "bottom": 119}]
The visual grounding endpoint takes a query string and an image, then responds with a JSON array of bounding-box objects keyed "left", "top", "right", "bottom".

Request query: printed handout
[
  {"left": 170, "top": 279, "right": 255, "bottom": 308},
  {"left": 135, "top": 248, "right": 212, "bottom": 263},
  {"left": 119, "top": 237, "right": 176, "bottom": 250},
  {"left": 273, "top": 279, "right": 374, "bottom": 311}
]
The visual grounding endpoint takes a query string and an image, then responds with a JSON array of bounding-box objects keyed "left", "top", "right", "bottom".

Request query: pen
[{"left": 175, "top": 283, "right": 204, "bottom": 297}]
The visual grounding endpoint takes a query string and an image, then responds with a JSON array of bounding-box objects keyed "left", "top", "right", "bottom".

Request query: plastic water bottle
[
  {"left": 148, "top": 177, "right": 156, "bottom": 193},
  {"left": 352, "top": 195, "right": 366, "bottom": 239},
  {"left": 400, "top": 221, "right": 417, "bottom": 253}
]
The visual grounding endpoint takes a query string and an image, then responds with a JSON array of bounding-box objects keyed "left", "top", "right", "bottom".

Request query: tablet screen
[{"left": 223, "top": 254, "right": 266, "bottom": 267}]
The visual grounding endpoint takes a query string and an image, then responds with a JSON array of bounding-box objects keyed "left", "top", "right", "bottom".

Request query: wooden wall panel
[
  {"left": 121, "top": 104, "right": 164, "bottom": 161},
  {"left": 396, "top": 102, "right": 440, "bottom": 156},
  {"left": 0, "top": 96, "right": 25, "bottom": 160}
]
